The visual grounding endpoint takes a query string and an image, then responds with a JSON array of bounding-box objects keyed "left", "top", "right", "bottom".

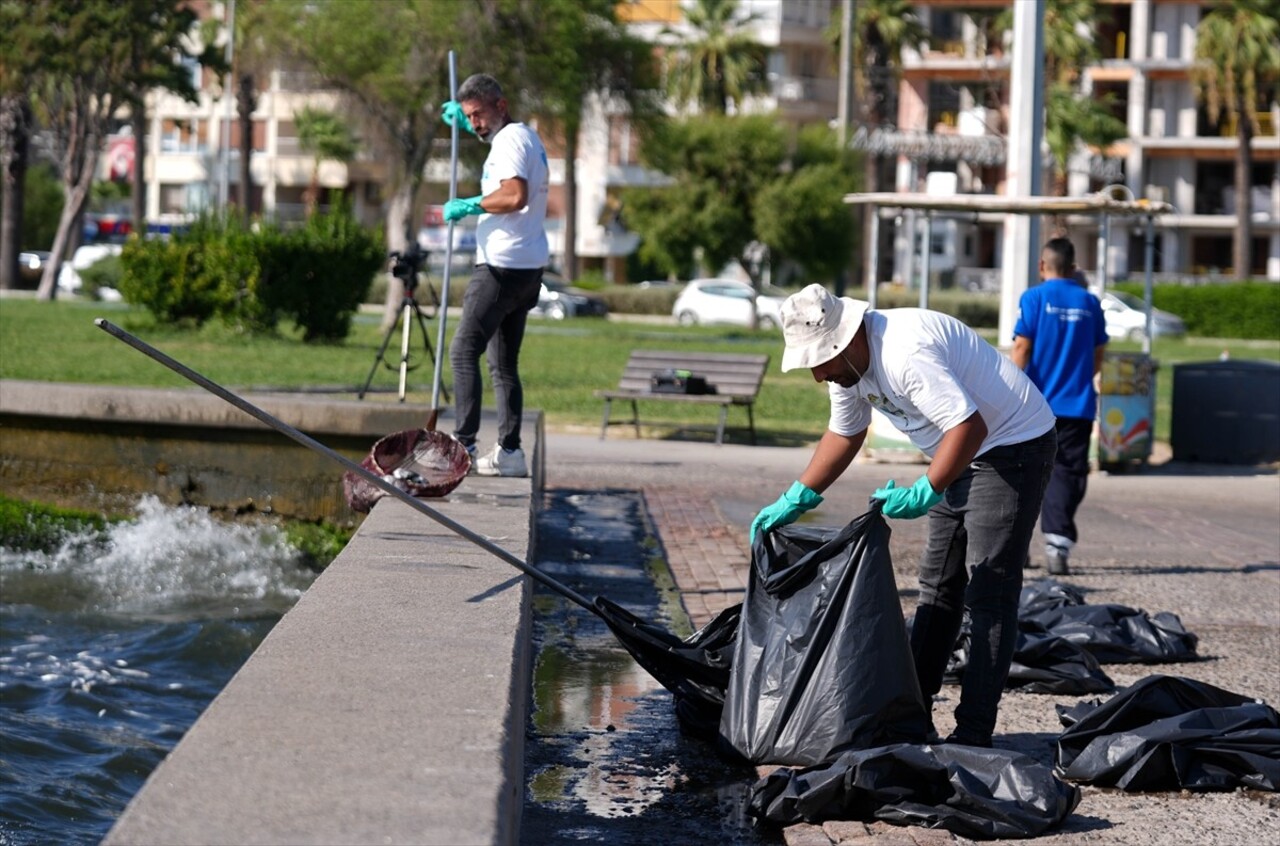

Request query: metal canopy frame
[{"left": 843, "top": 190, "right": 1175, "bottom": 353}]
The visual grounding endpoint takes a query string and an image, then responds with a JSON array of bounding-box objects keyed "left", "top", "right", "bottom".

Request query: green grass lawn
[{"left": 2, "top": 298, "right": 1276, "bottom": 446}]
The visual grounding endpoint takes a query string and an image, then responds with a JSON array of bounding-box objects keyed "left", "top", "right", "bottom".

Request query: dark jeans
[
  {"left": 448, "top": 264, "right": 543, "bottom": 451},
  {"left": 909, "top": 429, "right": 1056, "bottom": 744},
  {"left": 1041, "top": 417, "right": 1094, "bottom": 545}
]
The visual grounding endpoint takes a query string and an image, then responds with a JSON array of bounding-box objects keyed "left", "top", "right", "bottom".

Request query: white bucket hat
[{"left": 780, "top": 284, "right": 870, "bottom": 372}]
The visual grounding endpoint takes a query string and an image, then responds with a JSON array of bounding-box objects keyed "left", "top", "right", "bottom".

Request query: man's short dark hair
[
  {"left": 1042, "top": 237, "right": 1075, "bottom": 276},
  {"left": 457, "top": 74, "right": 503, "bottom": 105}
]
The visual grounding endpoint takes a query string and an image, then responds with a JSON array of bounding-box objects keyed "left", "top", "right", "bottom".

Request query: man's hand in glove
[
  {"left": 440, "top": 101, "right": 475, "bottom": 135},
  {"left": 871, "top": 475, "right": 943, "bottom": 519},
  {"left": 750, "top": 481, "right": 823, "bottom": 542},
  {"left": 443, "top": 196, "right": 484, "bottom": 222}
]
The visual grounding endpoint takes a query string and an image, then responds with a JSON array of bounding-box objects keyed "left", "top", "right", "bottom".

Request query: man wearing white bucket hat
[{"left": 752, "top": 283, "right": 1057, "bottom": 747}]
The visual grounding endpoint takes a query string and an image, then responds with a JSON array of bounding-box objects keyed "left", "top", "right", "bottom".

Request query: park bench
[{"left": 596, "top": 349, "right": 770, "bottom": 445}]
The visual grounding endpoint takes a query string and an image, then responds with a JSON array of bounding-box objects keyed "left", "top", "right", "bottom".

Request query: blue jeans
[
  {"left": 909, "top": 429, "right": 1056, "bottom": 744},
  {"left": 448, "top": 264, "right": 543, "bottom": 451}
]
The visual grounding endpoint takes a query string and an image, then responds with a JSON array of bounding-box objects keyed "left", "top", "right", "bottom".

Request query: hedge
[{"left": 1114, "top": 281, "right": 1279, "bottom": 341}]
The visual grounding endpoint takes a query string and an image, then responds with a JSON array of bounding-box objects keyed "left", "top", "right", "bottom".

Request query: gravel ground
[{"left": 544, "top": 432, "right": 1280, "bottom": 845}]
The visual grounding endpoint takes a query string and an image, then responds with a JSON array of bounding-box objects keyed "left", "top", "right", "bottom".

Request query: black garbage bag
[
  {"left": 1020, "top": 578, "right": 1087, "bottom": 615},
  {"left": 594, "top": 597, "right": 740, "bottom": 741},
  {"left": 1006, "top": 628, "right": 1115, "bottom": 695},
  {"left": 719, "top": 507, "right": 932, "bottom": 767},
  {"left": 1055, "top": 674, "right": 1280, "bottom": 792},
  {"left": 1027, "top": 603, "right": 1198, "bottom": 663},
  {"left": 944, "top": 615, "right": 1115, "bottom": 695},
  {"left": 749, "top": 742, "right": 1081, "bottom": 839}
]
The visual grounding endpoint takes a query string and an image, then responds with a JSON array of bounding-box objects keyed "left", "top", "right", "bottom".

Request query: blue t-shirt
[{"left": 1014, "top": 278, "right": 1109, "bottom": 420}]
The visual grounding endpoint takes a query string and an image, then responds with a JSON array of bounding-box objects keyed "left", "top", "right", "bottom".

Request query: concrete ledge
[
  {"left": 105, "top": 417, "right": 544, "bottom": 846},
  {"left": 0, "top": 380, "right": 459, "bottom": 522}
]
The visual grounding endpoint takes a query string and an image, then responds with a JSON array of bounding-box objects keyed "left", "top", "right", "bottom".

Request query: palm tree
[
  {"left": 850, "top": 0, "right": 928, "bottom": 131},
  {"left": 295, "top": 107, "right": 356, "bottom": 218},
  {"left": 662, "top": 0, "right": 768, "bottom": 114},
  {"left": 1193, "top": 0, "right": 1280, "bottom": 280}
]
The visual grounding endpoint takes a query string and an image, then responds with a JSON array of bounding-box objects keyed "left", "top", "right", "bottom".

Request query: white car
[
  {"left": 671, "top": 278, "right": 786, "bottom": 330},
  {"left": 1093, "top": 289, "right": 1186, "bottom": 341},
  {"left": 58, "top": 243, "right": 123, "bottom": 300}
]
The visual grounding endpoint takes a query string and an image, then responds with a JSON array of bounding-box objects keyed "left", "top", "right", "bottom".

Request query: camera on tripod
[{"left": 390, "top": 243, "right": 427, "bottom": 291}]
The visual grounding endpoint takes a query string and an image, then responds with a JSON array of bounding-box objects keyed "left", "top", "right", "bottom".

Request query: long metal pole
[
  {"left": 94, "top": 318, "right": 597, "bottom": 614},
  {"left": 431, "top": 52, "right": 461, "bottom": 414},
  {"left": 867, "top": 207, "right": 880, "bottom": 310}
]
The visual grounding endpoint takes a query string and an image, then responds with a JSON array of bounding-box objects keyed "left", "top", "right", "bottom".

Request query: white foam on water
[{"left": 0, "top": 495, "right": 316, "bottom": 617}]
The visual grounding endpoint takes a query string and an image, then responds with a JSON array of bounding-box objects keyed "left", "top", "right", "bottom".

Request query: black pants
[
  {"left": 448, "top": 264, "right": 543, "bottom": 451},
  {"left": 1040, "top": 417, "right": 1094, "bottom": 545}
]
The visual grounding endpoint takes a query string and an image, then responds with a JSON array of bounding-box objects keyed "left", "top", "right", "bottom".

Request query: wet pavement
[
  {"left": 542, "top": 432, "right": 1280, "bottom": 845},
  {"left": 522, "top": 489, "right": 780, "bottom": 845}
]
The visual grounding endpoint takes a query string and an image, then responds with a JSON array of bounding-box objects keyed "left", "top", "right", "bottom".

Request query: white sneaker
[{"left": 475, "top": 445, "right": 528, "bottom": 477}]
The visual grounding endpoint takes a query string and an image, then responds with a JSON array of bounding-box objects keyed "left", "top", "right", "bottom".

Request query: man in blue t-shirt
[{"left": 1012, "top": 238, "right": 1109, "bottom": 575}]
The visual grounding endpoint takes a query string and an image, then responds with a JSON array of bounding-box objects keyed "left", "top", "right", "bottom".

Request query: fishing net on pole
[{"left": 343, "top": 428, "right": 472, "bottom": 513}]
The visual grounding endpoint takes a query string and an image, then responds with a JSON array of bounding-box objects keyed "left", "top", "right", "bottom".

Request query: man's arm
[
  {"left": 926, "top": 411, "right": 988, "bottom": 492},
  {"left": 1093, "top": 344, "right": 1106, "bottom": 375},
  {"left": 480, "top": 176, "right": 528, "bottom": 214},
  {"left": 1011, "top": 335, "right": 1032, "bottom": 370},
  {"left": 798, "top": 428, "right": 867, "bottom": 494}
]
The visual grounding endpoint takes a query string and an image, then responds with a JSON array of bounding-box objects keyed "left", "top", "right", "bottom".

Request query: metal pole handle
[{"left": 431, "top": 51, "right": 461, "bottom": 413}]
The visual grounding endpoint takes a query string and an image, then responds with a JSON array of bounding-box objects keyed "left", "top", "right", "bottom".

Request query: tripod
[{"left": 358, "top": 245, "right": 449, "bottom": 404}]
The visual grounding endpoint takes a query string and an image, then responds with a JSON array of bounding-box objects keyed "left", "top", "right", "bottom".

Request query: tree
[
  {"left": 994, "top": 0, "right": 1128, "bottom": 198},
  {"left": 1194, "top": 0, "right": 1280, "bottom": 279},
  {"left": 832, "top": 0, "right": 926, "bottom": 287},
  {"left": 848, "top": 0, "right": 928, "bottom": 131},
  {"left": 295, "top": 106, "right": 357, "bottom": 218},
  {"left": 621, "top": 115, "right": 784, "bottom": 282},
  {"left": 755, "top": 126, "right": 860, "bottom": 285},
  {"left": 118, "top": 0, "right": 208, "bottom": 241},
  {"left": 0, "top": 1, "right": 50, "bottom": 289},
  {"left": 662, "top": 0, "right": 769, "bottom": 114},
  {"left": 507, "top": 0, "right": 662, "bottom": 279},
  {"left": 22, "top": 0, "right": 204, "bottom": 299},
  {"left": 257, "top": 0, "right": 488, "bottom": 326}
]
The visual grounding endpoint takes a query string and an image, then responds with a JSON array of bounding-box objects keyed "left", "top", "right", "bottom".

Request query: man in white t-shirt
[
  {"left": 751, "top": 284, "right": 1057, "bottom": 748},
  {"left": 441, "top": 74, "right": 549, "bottom": 477}
]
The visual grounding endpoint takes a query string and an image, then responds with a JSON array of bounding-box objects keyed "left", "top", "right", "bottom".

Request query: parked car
[
  {"left": 531, "top": 274, "right": 608, "bottom": 319},
  {"left": 671, "top": 278, "right": 786, "bottom": 330},
  {"left": 58, "top": 243, "right": 124, "bottom": 300},
  {"left": 16, "top": 251, "right": 50, "bottom": 289},
  {"left": 1093, "top": 288, "right": 1186, "bottom": 341}
]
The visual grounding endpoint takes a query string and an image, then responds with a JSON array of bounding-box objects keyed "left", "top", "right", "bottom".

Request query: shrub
[
  {"left": 257, "top": 205, "right": 384, "bottom": 342},
  {"left": 78, "top": 254, "right": 124, "bottom": 300},
  {"left": 1114, "top": 281, "right": 1280, "bottom": 341},
  {"left": 596, "top": 285, "right": 681, "bottom": 316},
  {"left": 120, "top": 207, "right": 383, "bottom": 341}
]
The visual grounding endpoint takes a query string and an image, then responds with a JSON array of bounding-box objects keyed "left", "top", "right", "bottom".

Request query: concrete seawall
[
  {"left": 0, "top": 379, "right": 457, "bottom": 522},
  {"left": 2, "top": 380, "right": 546, "bottom": 844}
]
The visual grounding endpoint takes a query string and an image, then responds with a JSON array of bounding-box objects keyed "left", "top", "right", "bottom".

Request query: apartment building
[
  {"left": 893, "top": 0, "right": 1279, "bottom": 283},
  {"left": 117, "top": 1, "right": 843, "bottom": 282}
]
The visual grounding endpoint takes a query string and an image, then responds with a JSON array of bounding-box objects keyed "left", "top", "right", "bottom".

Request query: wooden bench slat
[{"left": 597, "top": 349, "right": 770, "bottom": 445}]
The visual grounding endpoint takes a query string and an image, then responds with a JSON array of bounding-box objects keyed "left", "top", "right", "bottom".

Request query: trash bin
[
  {"left": 1171, "top": 360, "right": 1280, "bottom": 464},
  {"left": 1097, "top": 352, "right": 1156, "bottom": 468}
]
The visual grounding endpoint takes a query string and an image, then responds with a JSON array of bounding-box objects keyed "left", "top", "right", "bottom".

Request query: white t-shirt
[
  {"left": 476, "top": 122, "right": 549, "bottom": 269},
  {"left": 829, "top": 309, "right": 1055, "bottom": 458}
]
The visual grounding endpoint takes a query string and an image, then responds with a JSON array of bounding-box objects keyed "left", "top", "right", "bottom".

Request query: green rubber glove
[
  {"left": 750, "top": 481, "right": 823, "bottom": 543},
  {"left": 440, "top": 100, "right": 475, "bottom": 135},
  {"left": 443, "top": 195, "right": 484, "bottom": 222},
  {"left": 872, "top": 475, "right": 943, "bottom": 519}
]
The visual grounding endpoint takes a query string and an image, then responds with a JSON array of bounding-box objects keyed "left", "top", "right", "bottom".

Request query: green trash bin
[{"left": 1097, "top": 352, "right": 1156, "bottom": 469}]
